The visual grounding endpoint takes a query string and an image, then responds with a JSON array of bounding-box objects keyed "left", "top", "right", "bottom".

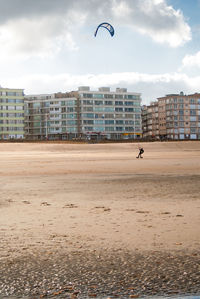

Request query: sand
[
  {"left": 0, "top": 141, "right": 200, "bottom": 297},
  {"left": 0, "top": 141, "right": 200, "bottom": 255}
]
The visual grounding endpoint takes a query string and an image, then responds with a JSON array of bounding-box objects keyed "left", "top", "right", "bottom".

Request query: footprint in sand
[
  {"left": 63, "top": 203, "right": 78, "bottom": 208},
  {"left": 41, "top": 201, "right": 51, "bottom": 206}
]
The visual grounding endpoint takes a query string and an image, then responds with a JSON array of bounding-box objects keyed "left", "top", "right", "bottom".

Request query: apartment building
[
  {"left": 142, "top": 102, "right": 159, "bottom": 139},
  {"left": 25, "top": 87, "right": 142, "bottom": 140},
  {"left": 25, "top": 91, "right": 78, "bottom": 140},
  {"left": 142, "top": 92, "right": 200, "bottom": 140},
  {"left": 78, "top": 86, "right": 142, "bottom": 140},
  {"left": 0, "top": 87, "right": 24, "bottom": 139}
]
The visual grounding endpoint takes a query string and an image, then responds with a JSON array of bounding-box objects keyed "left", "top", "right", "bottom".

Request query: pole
[{"left": 46, "top": 114, "right": 48, "bottom": 140}]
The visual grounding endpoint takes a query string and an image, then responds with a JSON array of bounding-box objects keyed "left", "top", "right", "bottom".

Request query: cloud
[
  {"left": 181, "top": 51, "right": 200, "bottom": 69},
  {"left": 0, "top": 16, "right": 79, "bottom": 59},
  {"left": 2, "top": 71, "right": 199, "bottom": 104},
  {"left": 111, "top": 0, "right": 191, "bottom": 47},
  {"left": 0, "top": 0, "right": 191, "bottom": 59}
]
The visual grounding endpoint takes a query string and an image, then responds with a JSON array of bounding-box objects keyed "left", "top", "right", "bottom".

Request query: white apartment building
[
  {"left": 78, "top": 86, "right": 142, "bottom": 140},
  {"left": 25, "top": 87, "right": 142, "bottom": 140},
  {"left": 0, "top": 87, "right": 25, "bottom": 140},
  {"left": 25, "top": 92, "right": 78, "bottom": 140}
]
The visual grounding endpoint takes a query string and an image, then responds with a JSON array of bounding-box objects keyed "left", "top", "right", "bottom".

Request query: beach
[{"left": 0, "top": 141, "right": 200, "bottom": 298}]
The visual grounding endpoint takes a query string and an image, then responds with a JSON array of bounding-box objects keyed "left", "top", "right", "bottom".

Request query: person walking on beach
[{"left": 136, "top": 147, "right": 144, "bottom": 159}]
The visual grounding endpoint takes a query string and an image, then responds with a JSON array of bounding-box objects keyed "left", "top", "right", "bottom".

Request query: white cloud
[
  {"left": 0, "top": 0, "right": 191, "bottom": 59},
  {"left": 111, "top": 0, "right": 191, "bottom": 47},
  {"left": 181, "top": 51, "right": 200, "bottom": 69},
  {"left": 0, "top": 14, "right": 79, "bottom": 59},
  {"left": 2, "top": 71, "right": 199, "bottom": 104}
]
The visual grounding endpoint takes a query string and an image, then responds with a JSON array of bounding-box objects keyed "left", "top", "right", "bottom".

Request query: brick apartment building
[{"left": 142, "top": 92, "right": 200, "bottom": 140}]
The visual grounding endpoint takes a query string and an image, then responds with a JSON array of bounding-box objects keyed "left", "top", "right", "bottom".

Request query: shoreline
[{"left": 1, "top": 248, "right": 200, "bottom": 298}]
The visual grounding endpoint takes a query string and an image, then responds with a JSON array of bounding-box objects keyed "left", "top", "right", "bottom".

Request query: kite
[{"left": 94, "top": 22, "right": 114, "bottom": 37}]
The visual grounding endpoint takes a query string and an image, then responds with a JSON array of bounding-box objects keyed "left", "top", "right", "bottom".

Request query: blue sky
[{"left": 0, "top": 0, "right": 200, "bottom": 104}]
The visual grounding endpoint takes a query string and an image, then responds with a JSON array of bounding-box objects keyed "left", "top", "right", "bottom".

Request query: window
[
  {"left": 95, "top": 100, "right": 103, "bottom": 105},
  {"left": 135, "top": 108, "right": 141, "bottom": 113},
  {"left": 67, "top": 113, "right": 77, "bottom": 119},
  {"left": 84, "top": 127, "right": 93, "bottom": 131},
  {"left": 191, "top": 128, "right": 196, "bottom": 133},
  {"left": 105, "top": 101, "right": 113, "bottom": 105},
  {"left": 104, "top": 107, "right": 114, "bottom": 112},
  {"left": 125, "top": 108, "right": 134, "bottom": 112},
  {"left": 93, "top": 127, "right": 104, "bottom": 132},
  {"left": 115, "top": 94, "right": 123, "bottom": 99},
  {"left": 6, "top": 92, "right": 16, "bottom": 96},
  {"left": 83, "top": 93, "right": 93, "bottom": 98},
  {"left": 8, "top": 106, "right": 15, "bottom": 110},
  {"left": 125, "top": 127, "right": 134, "bottom": 131},
  {"left": 115, "top": 114, "right": 123, "bottom": 118},
  {"left": 82, "top": 107, "right": 93, "bottom": 112},
  {"left": 135, "top": 114, "right": 141, "bottom": 119},
  {"left": 105, "top": 127, "right": 114, "bottom": 131},
  {"left": 93, "top": 94, "right": 103, "bottom": 99},
  {"left": 190, "top": 99, "right": 195, "bottom": 104},
  {"left": 94, "top": 107, "right": 104, "bottom": 112},
  {"left": 115, "top": 101, "right": 123, "bottom": 106},
  {"left": 190, "top": 110, "right": 196, "bottom": 116},
  {"left": 190, "top": 116, "right": 196, "bottom": 122},
  {"left": 116, "top": 127, "right": 124, "bottom": 131},
  {"left": 115, "top": 107, "right": 123, "bottom": 112},
  {"left": 67, "top": 120, "right": 77, "bottom": 125},
  {"left": 105, "top": 120, "right": 114, "bottom": 125},
  {"left": 83, "top": 120, "right": 94, "bottom": 124},
  {"left": 125, "top": 101, "right": 134, "bottom": 106},
  {"left": 115, "top": 120, "right": 124, "bottom": 125},
  {"left": 125, "top": 120, "right": 134, "bottom": 125},
  {"left": 94, "top": 120, "right": 104, "bottom": 125},
  {"left": 67, "top": 107, "right": 75, "bottom": 112},
  {"left": 83, "top": 100, "right": 93, "bottom": 105},
  {"left": 105, "top": 114, "right": 114, "bottom": 118},
  {"left": 179, "top": 110, "right": 184, "bottom": 115},
  {"left": 104, "top": 94, "right": 113, "bottom": 99}
]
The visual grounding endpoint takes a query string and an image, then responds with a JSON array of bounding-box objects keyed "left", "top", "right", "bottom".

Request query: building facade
[
  {"left": 78, "top": 86, "right": 142, "bottom": 140},
  {"left": 0, "top": 88, "right": 24, "bottom": 139},
  {"left": 142, "top": 92, "right": 200, "bottom": 140},
  {"left": 142, "top": 102, "right": 159, "bottom": 140},
  {"left": 25, "top": 87, "right": 142, "bottom": 140},
  {"left": 25, "top": 92, "right": 79, "bottom": 140}
]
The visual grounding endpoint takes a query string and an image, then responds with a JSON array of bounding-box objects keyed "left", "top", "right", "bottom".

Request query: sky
[{"left": 0, "top": 0, "right": 200, "bottom": 104}]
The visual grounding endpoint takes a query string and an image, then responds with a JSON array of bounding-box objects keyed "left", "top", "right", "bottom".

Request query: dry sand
[
  {"left": 0, "top": 141, "right": 200, "bottom": 297},
  {"left": 0, "top": 141, "right": 200, "bottom": 255}
]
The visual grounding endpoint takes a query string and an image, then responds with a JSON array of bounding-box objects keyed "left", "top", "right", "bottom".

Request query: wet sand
[{"left": 0, "top": 141, "right": 200, "bottom": 298}]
